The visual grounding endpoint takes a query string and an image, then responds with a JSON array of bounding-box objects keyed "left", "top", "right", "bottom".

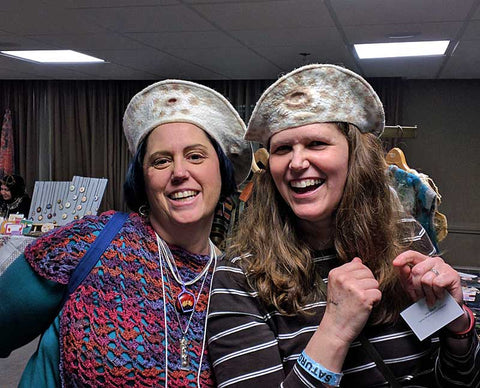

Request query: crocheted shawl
[{"left": 25, "top": 211, "right": 215, "bottom": 387}]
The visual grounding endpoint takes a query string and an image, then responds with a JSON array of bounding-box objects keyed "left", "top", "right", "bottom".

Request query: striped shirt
[{"left": 207, "top": 221, "right": 480, "bottom": 387}]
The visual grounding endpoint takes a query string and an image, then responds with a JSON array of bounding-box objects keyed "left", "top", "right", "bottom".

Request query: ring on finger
[{"left": 430, "top": 268, "right": 440, "bottom": 276}]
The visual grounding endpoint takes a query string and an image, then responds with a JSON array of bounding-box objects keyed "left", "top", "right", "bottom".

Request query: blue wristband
[{"left": 297, "top": 351, "right": 343, "bottom": 387}]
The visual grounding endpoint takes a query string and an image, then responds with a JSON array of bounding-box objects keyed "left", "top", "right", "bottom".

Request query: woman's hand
[
  {"left": 392, "top": 250, "right": 463, "bottom": 306},
  {"left": 392, "top": 250, "right": 469, "bottom": 333},
  {"left": 322, "top": 257, "right": 382, "bottom": 345}
]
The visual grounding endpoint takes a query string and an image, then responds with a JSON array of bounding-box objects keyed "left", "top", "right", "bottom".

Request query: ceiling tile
[
  {"left": 257, "top": 44, "right": 358, "bottom": 74},
  {"left": 161, "top": 46, "right": 281, "bottom": 78},
  {"left": 193, "top": 0, "right": 334, "bottom": 30},
  {"left": 332, "top": 0, "right": 476, "bottom": 25},
  {"left": 0, "top": 0, "right": 478, "bottom": 79},
  {"left": 0, "top": 8, "right": 104, "bottom": 34},
  {"left": 63, "top": 0, "right": 178, "bottom": 7},
  {"left": 359, "top": 56, "right": 444, "bottom": 78},
  {"left": 57, "top": 62, "right": 158, "bottom": 79},
  {"left": 473, "top": 3, "right": 480, "bottom": 19},
  {"left": 462, "top": 20, "right": 480, "bottom": 40},
  {"left": 126, "top": 31, "right": 242, "bottom": 49},
  {"left": 25, "top": 33, "right": 146, "bottom": 50},
  {"left": 0, "top": 33, "right": 56, "bottom": 50},
  {"left": 442, "top": 40, "right": 480, "bottom": 78},
  {"left": 344, "top": 21, "right": 463, "bottom": 43},
  {"left": 90, "top": 48, "right": 223, "bottom": 79},
  {"left": 73, "top": 4, "right": 214, "bottom": 33},
  {"left": 232, "top": 26, "right": 342, "bottom": 47}
]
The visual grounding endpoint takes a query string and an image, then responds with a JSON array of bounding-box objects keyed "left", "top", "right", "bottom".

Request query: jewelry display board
[
  {"left": 29, "top": 176, "right": 108, "bottom": 226},
  {"left": 29, "top": 181, "right": 70, "bottom": 224},
  {"left": 62, "top": 176, "right": 107, "bottom": 225}
]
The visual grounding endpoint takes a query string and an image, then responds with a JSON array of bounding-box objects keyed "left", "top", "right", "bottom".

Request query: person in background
[
  {"left": 207, "top": 64, "right": 479, "bottom": 387},
  {"left": 0, "top": 80, "right": 251, "bottom": 387},
  {"left": 0, "top": 174, "right": 31, "bottom": 219}
]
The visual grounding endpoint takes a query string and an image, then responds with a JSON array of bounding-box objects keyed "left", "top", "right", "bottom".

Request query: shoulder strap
[
  {"left": 60, "top": 212, "right": 129, "bottom": 308},
  {"left": 359, "top": 333, "right": 402, "bottom": 388}
]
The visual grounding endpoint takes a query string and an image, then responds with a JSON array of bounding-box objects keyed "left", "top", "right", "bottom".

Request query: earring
[{"left": 138, "top": 204, "right": 149, "bottom": 217}]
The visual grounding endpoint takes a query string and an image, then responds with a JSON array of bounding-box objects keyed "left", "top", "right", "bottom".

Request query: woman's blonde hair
[{"left": 227, "top": 123, "right": 412, "bottom": 323}]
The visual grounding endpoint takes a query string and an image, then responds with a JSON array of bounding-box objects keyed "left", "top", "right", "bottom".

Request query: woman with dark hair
[
  {"left": 0, "top": 174, "right": 31, "bottom": 218},
  {"left": 207, "top": 64, "right": 479, "bottom": 387},
  {"left": 0, "top": 80, "right": 252, "bottom": 387}
]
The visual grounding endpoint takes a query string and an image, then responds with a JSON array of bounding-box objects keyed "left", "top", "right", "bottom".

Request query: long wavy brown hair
[{"left": 227, "top": 123, "right": 414, "bottom": 324}]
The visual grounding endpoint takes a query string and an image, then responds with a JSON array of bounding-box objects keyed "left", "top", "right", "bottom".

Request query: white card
[{"left": 400, "top": 293, "right": 464, "bottom": 341}]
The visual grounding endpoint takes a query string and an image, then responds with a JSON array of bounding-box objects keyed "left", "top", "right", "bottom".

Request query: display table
[
  {"left": 0, "top": 235, "right": 36, "bottom": 276},
  {"left": 457, "top": 268, "right": 480, "bottom": 333}
]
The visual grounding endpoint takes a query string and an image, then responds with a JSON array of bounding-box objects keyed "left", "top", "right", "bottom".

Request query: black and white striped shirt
[{"left": 207, "top": 221, "right": 479, "bottom": 387}]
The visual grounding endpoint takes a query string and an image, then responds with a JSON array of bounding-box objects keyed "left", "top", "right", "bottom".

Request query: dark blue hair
[{"left": 124, "top": 132, "right": 236, "bottom": 212}]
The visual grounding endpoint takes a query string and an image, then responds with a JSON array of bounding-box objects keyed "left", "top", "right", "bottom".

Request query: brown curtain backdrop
[
  {"left": 46, "top": 80, "right": 150, "bottom": 211},
  {"left": 0, "top": 77, "right": 401, "bottom": 213},
  {"left": 368, "top": 77, "right": 404, "bottom": 150},
  {"left": 0, "top": 81, "right": 43, "bottom": 196}
]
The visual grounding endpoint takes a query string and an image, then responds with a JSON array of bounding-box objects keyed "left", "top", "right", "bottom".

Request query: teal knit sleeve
[{"left": 0, "top": 254, "right": 65, "bottom": 357}]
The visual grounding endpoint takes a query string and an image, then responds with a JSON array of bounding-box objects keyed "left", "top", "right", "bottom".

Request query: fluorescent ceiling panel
[
  {"left": 354, "top": 41, "right": 450, "bottom": 59},
  {"left": 0, "top": 50, "right": 104, "bottom": 63}
]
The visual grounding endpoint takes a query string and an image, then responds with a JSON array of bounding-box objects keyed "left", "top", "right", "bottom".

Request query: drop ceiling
[{"left": 0, "top": 0, "right": 479, "bottom": 80}]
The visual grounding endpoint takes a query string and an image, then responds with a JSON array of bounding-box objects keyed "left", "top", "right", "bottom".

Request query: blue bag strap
[{"left": 61, "top": 211, "right": 129, "bottom": 308}]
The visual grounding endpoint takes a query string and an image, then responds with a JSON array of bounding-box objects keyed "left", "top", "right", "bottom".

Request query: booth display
[
  {"left": 459, "top": 270, "right": 480, "bottom": 333},
  {"left": 0, "top": 176, "right": 108, "bottom": 275},
  {"left": 28, "top": 176, "right": 107, "bottom": 226}
]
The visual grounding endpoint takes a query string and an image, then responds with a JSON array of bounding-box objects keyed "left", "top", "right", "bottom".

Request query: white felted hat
[
  {"left": 246, "top": 64, "right": 385, "bottom": 146},
  {"left": 123, "top": 79, "right": 252, "bottom": 185}
]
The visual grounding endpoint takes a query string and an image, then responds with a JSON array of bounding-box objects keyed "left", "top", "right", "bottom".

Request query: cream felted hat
[
  {"left": 246, "top": 64, "right": 385, "bottom": 146},
  {"left": 123, "top": 79, "right": 252, "bottom": 185}
]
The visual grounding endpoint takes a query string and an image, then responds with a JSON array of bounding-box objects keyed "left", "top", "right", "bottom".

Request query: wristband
[
  {"left": 446, "top": 305, "right": 475, "bottom": 339},
  {"left": 298, "top": 351, "right": 343, "bottom": 387}
]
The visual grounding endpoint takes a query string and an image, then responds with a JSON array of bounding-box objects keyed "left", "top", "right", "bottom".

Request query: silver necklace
[
  {"left": 159, "top": 236, "right": 214, "bottom": 286},
  {"left": 157, "top": 235, "right": 215, "bottom": 315},
  {"left": 157, "top": 233, "right": 217, "bottom": 387}
]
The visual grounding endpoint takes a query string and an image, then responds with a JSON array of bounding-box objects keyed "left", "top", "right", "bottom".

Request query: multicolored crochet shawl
[{"left": 25, "top": 211, "right": 215, "bottom": 387}]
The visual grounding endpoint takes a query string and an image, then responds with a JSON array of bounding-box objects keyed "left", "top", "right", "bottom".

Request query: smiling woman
[
  {"left": 142, "top": 122, "right": 222, "bottom": 242},
  {"left": 269, "top": 123, "right": 349, "bottom": 238},
  {"left": 0, "top": 80, "right": 252, "bottom": 387},
  {"left": 207, "top": 64, "right": 479, "bottom": 388}
]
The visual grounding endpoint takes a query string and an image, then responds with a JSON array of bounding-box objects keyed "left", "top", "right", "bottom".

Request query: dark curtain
[
  {"left": 368, "top": 77, "right": 404, "bottom": 150},
  {"left": 0, "top": 80, "right": 151, "bottom": 211},
  {"left": 202, "top": 79, "right": 274, "bottom": 123},
  {"left": 46, "top": 80, "right": 151, "bottom": 211},
  {"left": 0, "top": 77, "right": 402, "bottom": 213},
  {"left": 0, "top": 81, "right": 43, "bottom": 195}
]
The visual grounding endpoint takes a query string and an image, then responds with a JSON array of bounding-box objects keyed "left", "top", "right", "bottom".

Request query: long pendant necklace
[
  {"left": 158, "top": 236, "right": 214, "bottom": 314},
  {"left": 163, "top": 257, "right": 209, "bottom": 370},
  {"left": 156, "top": 233, "right": 217, "bottom": 387}
]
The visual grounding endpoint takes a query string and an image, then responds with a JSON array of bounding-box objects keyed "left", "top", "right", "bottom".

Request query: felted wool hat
[
  {"left": 123, "top": 80, "right": 252, "bottom": 185},
  {"left": 246, "top": 64, "right": 385, "bottom": 146}
]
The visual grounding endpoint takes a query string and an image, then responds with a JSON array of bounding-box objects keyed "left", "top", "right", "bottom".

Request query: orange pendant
[{"left": 176, "top": 286, "right": 195, "bottom": 314}]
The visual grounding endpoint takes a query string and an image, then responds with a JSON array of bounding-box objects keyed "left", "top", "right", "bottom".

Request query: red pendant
[{"left": 176, "top": 286, "right": 196, "bottom": 314}]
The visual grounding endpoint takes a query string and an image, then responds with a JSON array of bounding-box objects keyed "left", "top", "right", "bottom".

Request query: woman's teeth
[
  {"left": 169, "top": 190, "right": 198, "bottom": 200},
  {"left": 290, "top": 179, "right": 323, "bottom": 188}
]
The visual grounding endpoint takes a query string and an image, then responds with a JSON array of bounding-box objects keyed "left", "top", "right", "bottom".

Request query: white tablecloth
[{"left": 0, "top": 235, "right": 36, "bottom": 276}]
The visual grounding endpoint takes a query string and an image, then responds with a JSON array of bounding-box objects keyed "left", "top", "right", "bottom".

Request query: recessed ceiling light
[
  {"left": 386, "top": 33, "right": 419, "bottom": 39},
  {"left": 354, "top": 40, "right": 450, "bottom": 59},
  {"left": 0, "top": 50, "right": 104, "bottom": 63}
]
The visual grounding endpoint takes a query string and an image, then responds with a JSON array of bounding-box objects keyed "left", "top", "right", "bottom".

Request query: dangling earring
[{"left": 138, "top": 204, "right": 149, "bottom": 217}]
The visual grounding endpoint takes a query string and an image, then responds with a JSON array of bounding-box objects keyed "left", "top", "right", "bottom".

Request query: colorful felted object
[
  {"left": 388, "top": 165, "right": 439, "bottom": 251},
  {"left": 246, "top": 64, "right": 385, "bottom": 146},
  {"left": 123, "top": 80, "right": 252, "bottom": 185}
]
